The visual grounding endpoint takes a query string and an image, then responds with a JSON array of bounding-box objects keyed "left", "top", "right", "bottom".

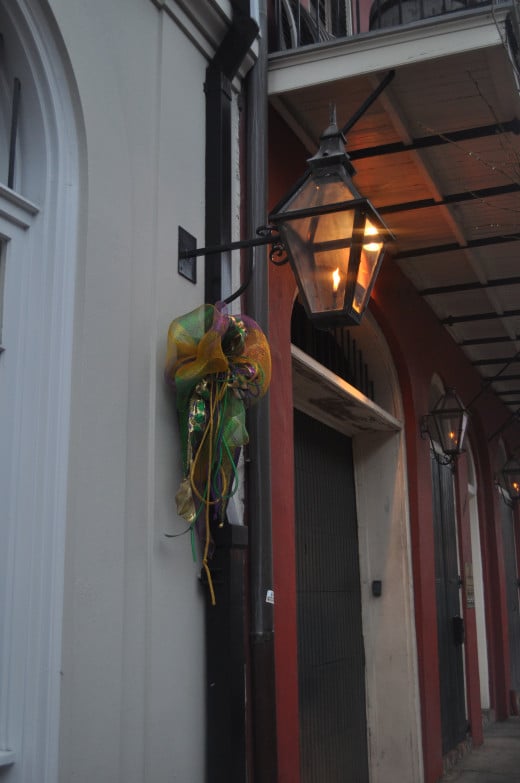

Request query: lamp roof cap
[{"left": 308, "top": 105, "right": 355, "bottom": 175}]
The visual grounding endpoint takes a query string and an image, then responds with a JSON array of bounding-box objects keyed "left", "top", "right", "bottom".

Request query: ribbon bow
[{"left": 165, "top": 303, "right": 271, "bottom": 603}]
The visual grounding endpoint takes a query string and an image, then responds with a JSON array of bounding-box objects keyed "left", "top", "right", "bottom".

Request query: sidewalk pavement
[{"left": 442, "top": 717, "right": 520, "bottom": 782}]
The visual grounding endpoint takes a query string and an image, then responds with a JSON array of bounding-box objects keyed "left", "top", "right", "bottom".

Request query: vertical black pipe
[
  {"left": 204, "top": 65, "right": 231, "bottom": 305},
  {"left": 245, "top": 1, "right": 278, "bottom": 780},
  {"left": 203, "top": 6, "right": 260, "bottom": 782}
]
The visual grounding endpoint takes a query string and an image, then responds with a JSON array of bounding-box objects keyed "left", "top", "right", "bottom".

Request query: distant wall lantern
[
  {"left": 500, "top": 454, "right": 520, "bottom": 502},
  {"left": 421, "top": 387, "right": 470, "bottom": 466},
  {"left": 177, "top": 73, "right": 395, "bottom": 330}
]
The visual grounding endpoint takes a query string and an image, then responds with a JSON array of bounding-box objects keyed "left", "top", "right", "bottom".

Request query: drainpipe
[
  {"left": 203, "top": 6, "right": 260, "bottom": 783},
  {"left": 244, "top": 1, "right": 278, "bottom": 780}
]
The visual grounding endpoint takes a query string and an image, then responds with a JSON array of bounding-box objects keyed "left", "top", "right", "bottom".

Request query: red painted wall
[{"left": 267, "top": 107, "right": 520, "bottom": 783}]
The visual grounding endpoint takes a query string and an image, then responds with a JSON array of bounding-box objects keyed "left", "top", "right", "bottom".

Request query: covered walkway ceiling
[{"left": 268, "top": 4, "right": 520, "bottom": 411}]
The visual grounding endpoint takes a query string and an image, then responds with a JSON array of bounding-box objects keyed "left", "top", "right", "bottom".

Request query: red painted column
[
  {"left": 269, "top": 262, "right": 301, "bottom": 783},
  {"left": 268, "top": 108, "right": 308, "bottom": 782}
]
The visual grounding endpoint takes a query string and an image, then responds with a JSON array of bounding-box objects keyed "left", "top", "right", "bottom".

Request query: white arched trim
[
  {"left": 466, "top": 444, "right": 491, "bottom": 711},
  {"left": 0, "top": 1, "right": 82, "bottom": 780}
]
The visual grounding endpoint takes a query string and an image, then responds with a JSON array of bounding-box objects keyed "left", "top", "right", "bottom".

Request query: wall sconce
[
  {"left": 421, "top": 387, "right": 470, "bottom": 466},
  {"left": 500, "top": 454, "right": 520, "bottom": 502},
  {"left": 178, "top": 78, "right": 394, "bottom": 330}
]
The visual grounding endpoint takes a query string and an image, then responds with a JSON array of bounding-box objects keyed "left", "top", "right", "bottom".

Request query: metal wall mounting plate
[{"left": 178, "top": 226, "right": 197, "bottom": 283}]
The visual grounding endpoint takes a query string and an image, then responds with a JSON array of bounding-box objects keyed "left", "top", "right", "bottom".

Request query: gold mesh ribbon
[{"left": 165, "top": 303, "right": 271, "bottom": 603}]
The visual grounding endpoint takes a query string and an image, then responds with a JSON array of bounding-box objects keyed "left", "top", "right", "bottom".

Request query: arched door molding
[{"left": 0, "top": 2, "right": 83, "bottom": 778}]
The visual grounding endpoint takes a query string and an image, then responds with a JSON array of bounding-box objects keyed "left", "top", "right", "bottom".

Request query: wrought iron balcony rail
[
  {"left": 370, "top": 0, "right": 497, "bottom": 29},
  {"left": 269, "top": 0, "right": 497, "bottom": 51}
]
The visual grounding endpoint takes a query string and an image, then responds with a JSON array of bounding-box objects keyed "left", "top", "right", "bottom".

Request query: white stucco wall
[
  {"left": 37, "top": 2, "right": 247, "bottom": 782},
  {"left": 0, "top": 0, "right": 253, "bottom": 779}
]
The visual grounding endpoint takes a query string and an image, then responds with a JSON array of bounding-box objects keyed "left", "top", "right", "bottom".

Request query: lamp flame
[
  {"left": 332, "top": 267, "right": 341, "bottom": 292},
  {"left": 363, "top": 220, "right": 381, "bottom": 253}
]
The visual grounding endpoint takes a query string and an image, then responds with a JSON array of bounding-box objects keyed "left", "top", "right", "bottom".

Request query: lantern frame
[
  {"left": 421, "top": 387, "right": 470, "bottom": 466},
  {"left": 268, "top": 115, "right": 392, "bottom": 328}
]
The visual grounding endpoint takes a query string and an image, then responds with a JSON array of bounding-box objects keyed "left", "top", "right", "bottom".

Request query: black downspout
[
  {"left": 203, "top": 7, "right": 259, "bottom": 783},
  {"left": 244, "top": 1, "right": 278, "bottom": 780}
]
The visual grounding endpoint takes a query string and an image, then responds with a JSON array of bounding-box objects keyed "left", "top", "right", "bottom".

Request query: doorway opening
[{"left": 289, "top": 302, "right": 424, "bottom": 783}]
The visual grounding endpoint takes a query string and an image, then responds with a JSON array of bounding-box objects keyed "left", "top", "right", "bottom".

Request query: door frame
[
  {"left": 0, "top": 1, "right": 82, "bottom": 777},
  {"left": 286, "top": 314, "right": 424, "bottom": 783}
]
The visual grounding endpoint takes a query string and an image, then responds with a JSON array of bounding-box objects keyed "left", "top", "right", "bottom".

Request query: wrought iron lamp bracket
[
  {"left": 178, "top": 223, "right": 287, "bottom": 266},
  {"left": 178, "top": 223, "right": 289, "bottom": 304},
  {"left": 255, "top": 225, "right": 289, "bottom": 266}
]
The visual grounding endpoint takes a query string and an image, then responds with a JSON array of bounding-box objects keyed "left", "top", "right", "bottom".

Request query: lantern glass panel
[
  {"left": 277, "top": 218, "right": 353, "bottom": 314},
  {"left": 354, "top": 219, "right": 384, "bottom": 313}
]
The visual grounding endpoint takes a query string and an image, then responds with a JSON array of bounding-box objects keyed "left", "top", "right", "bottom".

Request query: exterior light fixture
[
  {"left": 177, "top": 74, "right": 396, "bottom": 329},
  {"left": 421, "top": 387, "right": 470, "bottom": 466},
  {"left": 268, "top": 109, "right": 392, "bottom": 328},
  {"left": 500, "top": 454, "right": 520, "bottom": 502}
]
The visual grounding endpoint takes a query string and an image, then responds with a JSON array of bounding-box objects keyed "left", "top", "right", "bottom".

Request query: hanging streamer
[{"left": 165, "top": 303, "right": 271, "bottom": 604}]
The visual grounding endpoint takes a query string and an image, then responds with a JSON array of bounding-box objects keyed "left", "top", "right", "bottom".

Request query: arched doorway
[
  {"left": 427, "top": 380, "right": 467, "bottom": 755},
  {"left": 290, "top": 300, "right": 423, "bottom": 783}
]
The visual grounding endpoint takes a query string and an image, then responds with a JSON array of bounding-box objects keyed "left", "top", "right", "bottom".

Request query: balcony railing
[{"left": 269, "top": 0, "right": 496, "bottom": 51}]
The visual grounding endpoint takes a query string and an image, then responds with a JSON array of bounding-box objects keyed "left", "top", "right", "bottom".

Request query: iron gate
[
  {"left": 294, "top": 409, "right": 369, "bottom": 782},
  {"left": 431, "top": 456, "right": 467, "bottom": 754}
]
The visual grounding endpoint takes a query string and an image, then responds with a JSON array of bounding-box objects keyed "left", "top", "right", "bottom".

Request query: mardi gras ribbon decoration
[{"left": 165, "top": 303, "right": 271, "bottom": 604}]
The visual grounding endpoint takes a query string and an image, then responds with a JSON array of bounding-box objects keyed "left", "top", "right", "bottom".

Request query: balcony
[{"left": 269, "top": 0, "right": 497, "bottom": 51}]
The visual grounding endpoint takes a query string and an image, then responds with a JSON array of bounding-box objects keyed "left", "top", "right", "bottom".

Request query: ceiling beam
[
  {"left": 420, "top": 276, "right": 520, "bottom": 296},
  {"left": 473, "top": 357, "right": 520, "bottom": 366},
  {"left": 459, "top": 335, "right": 520, "bottom": 346},
  {"left": 442, "top": 307, "right": 520, "bottom": 325},
  {"left": 396, "top": 232, "right": 520, "bottom": 260},
  {"left": 380, "top": 182, "right": 520, "bottom": 216},
  {"left": 350, "top": 118, "right": 520, "bottom": 160}
]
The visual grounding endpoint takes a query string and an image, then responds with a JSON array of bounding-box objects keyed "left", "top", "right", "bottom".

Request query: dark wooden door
[
  {"left": 500, "top": 494, "right": 520, "bottom": 691},
  {"left": 294, "top": 409, "right": 369, "bottom": 783},
  {"left": 431, "top": 456, "right": 467, "bottom": 754}
]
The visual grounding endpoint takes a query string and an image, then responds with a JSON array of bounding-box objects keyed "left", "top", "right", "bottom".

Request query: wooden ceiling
[{"left": 268, "top": 6, "right": 520, "bottom": 411}]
